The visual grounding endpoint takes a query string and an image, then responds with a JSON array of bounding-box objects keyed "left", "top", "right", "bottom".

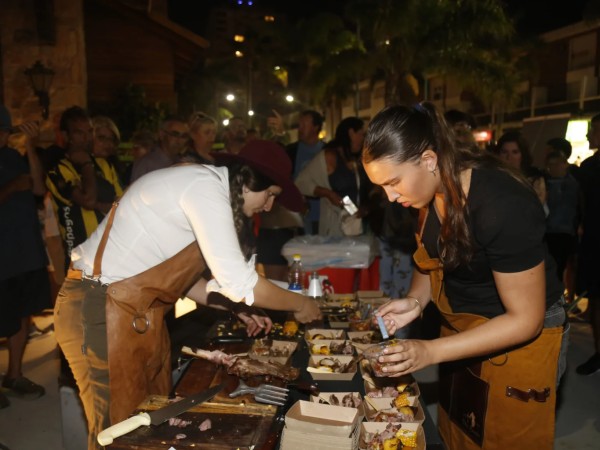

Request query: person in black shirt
[{"left": 362, "top": 103, "right": 566, "bottom": 450}]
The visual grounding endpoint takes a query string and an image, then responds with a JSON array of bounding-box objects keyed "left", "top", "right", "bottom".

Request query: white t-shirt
[{"left": 71, "top": 164, "right": 257, "bottom": 305}]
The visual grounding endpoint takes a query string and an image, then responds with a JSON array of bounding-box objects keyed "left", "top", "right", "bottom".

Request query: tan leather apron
[
  {"left": 413, "top": 221, "right": 562, "bottom": 449},
  {"left": 90, "top": 204, "right": 206, "bottom": 424}
]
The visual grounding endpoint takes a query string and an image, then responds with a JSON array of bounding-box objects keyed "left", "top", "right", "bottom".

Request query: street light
[
  {"left": 24, "top": 60, "right": 54, "bottom": 120},
  {"left": 248, "top": 110, "right": 254, "bottom": 116},
  {"left": 226, "top": 93, "right": 235, "bottom": 102},
  {"left": 285, "top": 94, "right": 294, "bottom": 103}
]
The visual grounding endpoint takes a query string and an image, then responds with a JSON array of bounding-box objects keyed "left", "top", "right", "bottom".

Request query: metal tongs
[{"left": 229, "top": 379, "right": 289, "bottom": 406}]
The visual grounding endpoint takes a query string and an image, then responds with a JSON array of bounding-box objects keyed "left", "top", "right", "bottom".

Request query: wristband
[{"left": 406, "top": 295, "right": 423, "bottom": 314}]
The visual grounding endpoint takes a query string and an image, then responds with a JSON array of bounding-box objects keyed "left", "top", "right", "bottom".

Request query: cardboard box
[
  {"left": 326, "top": 293, "right": 357, "bottom": 303},
  {"left": 308, "top": 355, "right": 357, "bottom": 381},
  {"left": 281, "top": 423, "right": 361, "bottom": 450},
  {"left": 359, "top": 421, "right": 425, "bottom": 450},
  {"left": 310, "top": 392, "right": 365, "bottom": 420},
  {"left": 305, "top": 328, "right": 346, "bottom": 342},
  {"left": 347, "top": 331, "right": 383, "bottom": 354},
  {"left": 356, "top": 290, "right": 384, "bottom": 298},
  {"left": 308, "top": 340, "right": 355, "bottom": 356},
  {"left": 327, "top": 313, "right": 351, "bottom": 328},
  {"left": 362, "top": 376, "right": 420, "bottom": 406},
  {"left": 285, "top": 400, "right": 360, "bottom": 437},
  {"left": 362, "top": 397, "right": 425, "bottom": 424},
  {"left": 248, "top": 339, "right": 298, "bottom": 365}
]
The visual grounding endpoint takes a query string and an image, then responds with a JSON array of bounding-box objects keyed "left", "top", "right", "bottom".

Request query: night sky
[{"left": 168, "top": 0, "right": 593, "bottom": 38}]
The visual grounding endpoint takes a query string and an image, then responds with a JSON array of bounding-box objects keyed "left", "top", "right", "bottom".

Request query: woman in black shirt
[{"left": 362, "top": 103, "right": 567, "bottom": 450}]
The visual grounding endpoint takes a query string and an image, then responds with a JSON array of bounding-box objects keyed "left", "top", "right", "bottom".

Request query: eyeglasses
[{"left": 163, "top": 130, "right": 190, "bottom": 140}]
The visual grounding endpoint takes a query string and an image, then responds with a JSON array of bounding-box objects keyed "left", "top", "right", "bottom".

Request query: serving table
[{"left": 106, "top": 328, "right": 445, "bottom": 449}]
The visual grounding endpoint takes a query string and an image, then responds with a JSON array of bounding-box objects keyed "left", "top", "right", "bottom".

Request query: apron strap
[{"left": 92, "top": 202, "right": 119, "bottom": 278}]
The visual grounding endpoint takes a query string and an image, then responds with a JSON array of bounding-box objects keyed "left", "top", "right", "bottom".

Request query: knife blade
[{"left": 97, "top": 383, "right": 224, "bottom": 446}]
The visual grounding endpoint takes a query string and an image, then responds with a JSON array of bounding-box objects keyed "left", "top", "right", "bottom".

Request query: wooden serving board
[
  {"left": 107, "top": 344, "right": 281, "bottom": 449},
  {"left": 106, "top": 396, "right": 277, "bottom": 450}
]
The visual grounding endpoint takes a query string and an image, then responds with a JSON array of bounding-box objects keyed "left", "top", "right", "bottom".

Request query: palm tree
[{"left": 344, "top": 0, "right": 526, "bottom": 109}]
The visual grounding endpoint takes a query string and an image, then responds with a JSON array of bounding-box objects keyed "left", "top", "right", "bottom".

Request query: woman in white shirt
[{"left": 54, "top": 140, "right": 321, "bottom": 449}]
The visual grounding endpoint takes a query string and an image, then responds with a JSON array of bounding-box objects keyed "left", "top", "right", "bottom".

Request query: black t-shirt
[{"left": 422, "top": 166, "right": 563, "bottom": 318}]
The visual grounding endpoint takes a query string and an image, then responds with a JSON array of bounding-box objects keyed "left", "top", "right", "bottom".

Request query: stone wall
[{"left": 0, "top": 0, "right": 87, "bottom": 146}]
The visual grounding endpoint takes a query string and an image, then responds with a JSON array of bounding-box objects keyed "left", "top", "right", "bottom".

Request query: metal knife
[{"left": 97, "top": 383, "right": 224, "bottom": 446}]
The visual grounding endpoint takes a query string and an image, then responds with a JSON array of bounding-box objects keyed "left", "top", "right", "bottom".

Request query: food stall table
[{"left": 108, "top": 323, "right": 445, "bottom": 449}]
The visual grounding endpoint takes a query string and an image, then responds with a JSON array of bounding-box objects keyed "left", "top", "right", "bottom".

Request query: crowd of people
[{"left": 1, "top": 100, "right": 599, "bottom": 449}]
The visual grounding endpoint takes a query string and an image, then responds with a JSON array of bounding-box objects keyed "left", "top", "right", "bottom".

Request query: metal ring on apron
[
  {"left": 489, "top": 352, "right": 508, "bottom": 366},
  {"left": 132, "top": 313, "right": 150, "bottom": 334}
]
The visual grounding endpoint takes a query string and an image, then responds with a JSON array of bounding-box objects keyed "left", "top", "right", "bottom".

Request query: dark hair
[
  {"left": 363, "top": 102, "right": 519, "bottom": 269},
  {"left": 546, "top": 137, "right": 572, "bottom": 159},
  {"left": 444, "top": 109, "right": 476, "bottom": 129},
  {"left": 300, "top": 110, "right": 324, "bottom": 131},
  {"left": 228, "top": 164, "right": 276, "bottom": 259},
  {"left": 495, "top": 131, "right": 533, "bottom": 170},
  {"left": 60, "top": 106, "right": 90, "bottom": 132},
  {"left": 334, "top": 116, "right": 364, "bottom": 161},
  {"left": 160, "top": 114, "right": 187, "bottom": 130},
  {"left": 546, "top": 149, "right": 568, "bottom": 163}
]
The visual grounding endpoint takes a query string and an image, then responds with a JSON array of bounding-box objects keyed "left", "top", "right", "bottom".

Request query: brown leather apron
[
  {"left": 413, "top": 222, "right": 562, "bottom": 449},
  {"left": 90, "top": 204, "right": 206, "bottom": 424}
]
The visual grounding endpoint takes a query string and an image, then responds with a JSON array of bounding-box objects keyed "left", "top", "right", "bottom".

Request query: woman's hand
[
  {"left": 294, "top": 297, "right": 322, "bottom": 323},
  {"left": 374, "top": 297, "right": 422, "bottom": 336},
  {"left": 236, "top": 308, "right": 273, "bottom": 337},
  {"left": 375, "top": 339, "right": 435, "bottom": 376}
]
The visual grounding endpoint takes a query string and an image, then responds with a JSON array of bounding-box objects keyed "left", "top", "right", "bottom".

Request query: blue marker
[{"left": 376, "top": 315, "right": 389, "bottom": 339}]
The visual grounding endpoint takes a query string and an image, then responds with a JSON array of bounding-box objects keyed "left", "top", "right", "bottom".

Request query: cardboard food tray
[
  {"left": 327, "top": 313, "right": 351, "bottom": 328},
  {"left": 308, "top": 355, "right": 357, "bottom": 381},
  {"left": 280, "top": 425, "right": 360, "bottom": 450},
  {"left": 360, "top": 360, "right": 421, "bottom": 399},
  {"left": 305, "top": 328, "right": 346, "bottom": 343},
  {"left": 307, "top": 339, "right": 355, "bottom": 356},
  {"left": 362, "top": 376, "right": 420, "bottom": 407},
  {"left": 362, "top": 397, "right": 425, "bottom": 424},
  {"left": 359, "top": 422, "right": 425, "bottom": 450},
  {"left": 284, "top": 400, "right": 360, "bottom": 437},
  {"left": 347, "top": 331, "right": 384, "bottom": 353},
  {"left": 310, "top": 391, "right": 365, "bottom": 420},
  {"left": 248, "top": 339, "right": 298, "bottom": 365},
  {"left": 325, "top": 293, "right": 357, "bottom": 302},
  {"left": 358, "top": 296, "right": 391, "bottom": 309}
]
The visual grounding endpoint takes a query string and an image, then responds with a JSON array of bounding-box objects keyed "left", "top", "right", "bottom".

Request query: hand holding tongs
[{"left": 229, "top": 379, "right": 288, "bottom": 406}]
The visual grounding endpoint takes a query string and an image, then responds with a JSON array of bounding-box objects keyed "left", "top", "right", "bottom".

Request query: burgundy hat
[{"left": 212, "top": 140, "right": 305, "bottom": 212}]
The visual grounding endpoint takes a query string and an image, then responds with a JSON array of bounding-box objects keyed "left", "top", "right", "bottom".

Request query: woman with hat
[{"left": 54, "top": 139, "right": 321, "bottom": 449}]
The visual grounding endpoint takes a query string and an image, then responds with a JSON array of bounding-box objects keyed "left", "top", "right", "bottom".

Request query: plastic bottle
[{"left": 287, "top": 254, "right": 305, "bottom": 294}]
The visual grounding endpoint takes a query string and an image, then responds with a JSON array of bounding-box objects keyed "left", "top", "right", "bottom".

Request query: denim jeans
[{"left": 544, "top": 296, "right": 569, "bottom": 386}]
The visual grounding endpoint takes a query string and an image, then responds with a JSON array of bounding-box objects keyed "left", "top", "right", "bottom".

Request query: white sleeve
[{"left": 178, "top": 172, "right": 258, "bottom": 305}]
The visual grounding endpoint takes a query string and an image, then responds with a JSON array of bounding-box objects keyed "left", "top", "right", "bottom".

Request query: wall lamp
[{"left": 24, "top": 60, "right": 54, "bottom": 120}]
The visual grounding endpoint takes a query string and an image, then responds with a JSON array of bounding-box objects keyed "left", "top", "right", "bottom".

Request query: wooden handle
[{"left": 97, "top": 412, "right": 151, "bottom": 446}]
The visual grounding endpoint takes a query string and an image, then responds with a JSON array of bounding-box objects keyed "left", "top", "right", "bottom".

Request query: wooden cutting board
[
  {"left": 106, "top": 344, "right": 282, "bottom": 449},
  {"left": 106, "top": 395, "right": 277, "bottom": 450}
]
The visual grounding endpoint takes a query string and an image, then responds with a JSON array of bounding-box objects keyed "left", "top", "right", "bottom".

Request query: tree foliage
[{"left": 343, "top": 0, "right": 528, "bottom": 108}]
